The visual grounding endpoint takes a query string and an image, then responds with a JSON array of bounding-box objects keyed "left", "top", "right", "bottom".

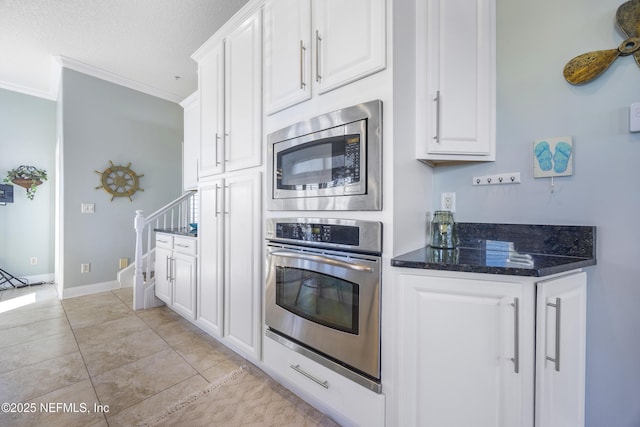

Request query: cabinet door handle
[
  {"left": 300, "top": 40, "right": 306, "bottom": 89},
  {"left": 215, "top": 133, "right": 222, "bottom": 166},
  {"left": 510, "top": 297, "right": 520, "bottom": 374},
  {"left": 315, "top": 30, "right": 322, "bottom": 82},
  {"left": 224, "top": 185, "right": 230, "bottom": 215},
  {"left": 214, "top": 183, "right": 221, "bottom": 217},
  {"left": 165, "top": 256, "right": 171, "bottom": 281},
  {"left": 290, "top": 364, "right": 329, "bottom": 389},
  {"left": 433, "top": 90, "right": 441, "bottom": 143},
  {"left": 546, "top": 297, "right": 561, "bottom": 372},
  {"left": 224, "top": 133, "right": 230, "bottom": 163}
]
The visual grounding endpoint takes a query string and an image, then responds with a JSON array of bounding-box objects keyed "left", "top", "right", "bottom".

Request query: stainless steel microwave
[{"left": 267, "top": 100, "right": 382, "bottom": 211}]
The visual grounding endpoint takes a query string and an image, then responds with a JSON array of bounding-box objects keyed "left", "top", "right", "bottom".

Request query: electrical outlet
[
  {"left": 441, "top": 192, "right": 456, "bottom": 212},
  {"left": 119, "top": 258, "right": 129, "bottom": 269},
  {"left": 30, "top": 257, "right": 38, "bottom": 265},
  {"left": 81, "top": 263, "right": 91, "bottom": 273}
]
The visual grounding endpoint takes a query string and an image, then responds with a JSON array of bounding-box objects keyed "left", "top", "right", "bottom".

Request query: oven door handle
[{"left": 270, "top": 250, "right": 374, "bottom": 273}]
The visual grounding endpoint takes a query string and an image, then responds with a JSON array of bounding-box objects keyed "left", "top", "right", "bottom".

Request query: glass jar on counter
[{"left": 430, "top": 210, "right": 458, "bottom": 249}]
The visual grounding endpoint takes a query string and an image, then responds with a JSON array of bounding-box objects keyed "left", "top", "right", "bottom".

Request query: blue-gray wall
[
  {"left": 60, "top": 69, "right": 183, "bottom": 289},
  {"left": 0, "top": 89, "right": 56, "bottom": 279},
  {"left": 432, "top": 0, "right": 640, "bottom": 425}
]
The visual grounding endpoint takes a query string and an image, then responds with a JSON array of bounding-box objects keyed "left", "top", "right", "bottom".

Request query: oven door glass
[{"left": 275, "top": 266, "right": 359, "bottom": 334}]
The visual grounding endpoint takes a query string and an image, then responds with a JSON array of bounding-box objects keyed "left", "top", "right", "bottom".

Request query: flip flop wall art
[{"left": 533, "top": 136, "right": 573, "bottom": 178}]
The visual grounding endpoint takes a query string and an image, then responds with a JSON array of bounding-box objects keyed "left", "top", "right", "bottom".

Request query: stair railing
[{"left": 133, "top": 190, "right": 196, "bottom": 310}]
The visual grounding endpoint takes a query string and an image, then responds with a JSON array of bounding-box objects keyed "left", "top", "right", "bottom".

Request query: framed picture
[{"left": 533, "top": 136, "right": 573, "bottom": 178}]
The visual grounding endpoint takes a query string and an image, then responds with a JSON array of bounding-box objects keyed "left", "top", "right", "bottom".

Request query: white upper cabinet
[
  {"left": 225, "top": 11, "right": 262, "bottom": 172},
  {"left": 263, "top": 0, "right": 312, "bottom": 113},
  {"left": 416, "top": 0, "right": 496, "bottom": 163},
  {"left": 313, "top": 0, "right": 386, "bottom": 94},
  {"left": 198, "top": 43, "right": 225, "bottom": 177},
  {"left": 264, "top": 0, "right": 386, "bottom": 114},
  {"left": 197, "top": 9, "right": 262, "bottom": 177}
]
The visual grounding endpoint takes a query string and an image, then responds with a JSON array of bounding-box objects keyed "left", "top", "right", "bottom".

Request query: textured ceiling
[{"left": 0, "top": 0, "right": 249, "bottom": 102}]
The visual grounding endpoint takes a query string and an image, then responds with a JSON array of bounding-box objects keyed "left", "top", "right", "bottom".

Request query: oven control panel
[
  {"left": 266, "top": 218, "right": 382, "bottom": 254},
  {"left": 275, "top": 222, "right": 359, "bottom": 246}
]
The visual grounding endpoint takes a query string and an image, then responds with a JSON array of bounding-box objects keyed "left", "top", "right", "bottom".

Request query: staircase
[{"left": 129, "top": 191, "right": 197, "bottom": 310}]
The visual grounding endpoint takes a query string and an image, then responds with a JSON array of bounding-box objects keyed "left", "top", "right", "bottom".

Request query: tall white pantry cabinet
[
  {"left": 193, "top": 5, "right": 263, "bottom": 361},
  {"left": 395, "top": 269, "right": 587, "bottom": 427}
]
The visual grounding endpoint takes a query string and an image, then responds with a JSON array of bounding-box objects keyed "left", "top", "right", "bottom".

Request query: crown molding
[
  {"left": 0, "top": 79, "right": 57, "bottom": 101},
  {"left": 54, "top": 56, "right": 183, "bottom": 103},
  {"left": 179, "top": 91, "right": 198, "bottom": 108}
]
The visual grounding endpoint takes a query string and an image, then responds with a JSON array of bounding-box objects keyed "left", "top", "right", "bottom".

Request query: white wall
[
  {"left": 431, "top": 0, "right": 640, "bottom": 425},
  {"left": 59, "top": 69, "right": 183, "bottom": 290},
  {"left": 0, "top": 89, "right": 56, "bottom": 279}
]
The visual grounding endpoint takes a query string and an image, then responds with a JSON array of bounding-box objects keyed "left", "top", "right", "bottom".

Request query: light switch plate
[
  {"left": 81, "top": 203, "right": 95, "bottom": 214},
  {"left": 630, "top": 103, "right": 640, "bottom": 132}
]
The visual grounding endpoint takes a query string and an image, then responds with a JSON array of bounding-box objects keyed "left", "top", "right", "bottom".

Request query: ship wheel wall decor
[
  {"left": 95, "top": 161, "right": 144, "bottom": 201},
  {"left": 564, "top": 0, "right": 640, "bottom": 85}
]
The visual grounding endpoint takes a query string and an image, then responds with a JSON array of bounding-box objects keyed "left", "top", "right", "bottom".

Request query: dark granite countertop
[
  {"left": 391, "top": 223, "right": 596, "bottom": 277},
  {"left": 154, "top": 227, "right": 197, "bottom": 238}
]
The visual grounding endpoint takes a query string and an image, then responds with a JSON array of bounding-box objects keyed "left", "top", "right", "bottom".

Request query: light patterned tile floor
[{"left": 0, "top": 284, "right": 247, "bottom": 426}]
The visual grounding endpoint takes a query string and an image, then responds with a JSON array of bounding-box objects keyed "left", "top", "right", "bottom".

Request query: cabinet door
[
  {"left": 182, "top": 94, "right": 199, "bottom": 190},
  {"left": 421, "top": 0, "right": 495, "bottom": 158},
  {"left": 199, "top": 43, "right": 225, "bottom": 177},
  {"left": 197, "top": 179, "right": 224, "bottom": 337},
  {"left": 154, "top": 247, "right": 173, "bottom": 305},
  {"left": 225, "top": 11, "right": 262, "bottom": 172},
  {"left": 313, "top": 0, "right": 386, "bottom": 94},
  {"left": 224, "top": 171, "right": 262, "bottom": 358},
  {"left": 535, "top": 272, "right": 587, "bottom": 427},
  {"left": 263, "top": 0, "right": 311, "bottom": 114},
  {"left": 172, "top": 252, "right": 197, "bottom": 320},
  {"left": 398, "top": 273, "right": 531, "bottom": 427}
]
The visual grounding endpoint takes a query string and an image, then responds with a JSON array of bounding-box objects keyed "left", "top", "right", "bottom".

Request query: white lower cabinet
[
  {"left": 155, "top": 233, "right": 197, "bottom": 320},
  {"left": 197, "top": 171, "right": 262, "bottom": 360},
  {"left": 396, "top": 269, "right": 587, "bottom": 427},
  {"left": 535, "top": 273, "right": 587, "bottom": 427},
  {"left": 263, "top": 334, "right": 385, "bottom": 427}
]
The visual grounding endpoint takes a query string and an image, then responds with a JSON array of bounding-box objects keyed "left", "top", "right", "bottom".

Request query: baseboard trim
[
  {"left": 20, "top": 273, "right": 55, "bottom": 284},
  {"left": 61, "top": 280, "right": 121, "bottom": 299}
]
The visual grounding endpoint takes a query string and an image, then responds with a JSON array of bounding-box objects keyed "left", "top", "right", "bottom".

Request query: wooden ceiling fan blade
[
  {"left": 563, "top": 49, "right": 620, "bottom": 85},
  {"left": 635, "top": 50, "right": 640, "bottom": 68},
  {"left": 617, "top": 0, "right": 640, "bottom": 39}
]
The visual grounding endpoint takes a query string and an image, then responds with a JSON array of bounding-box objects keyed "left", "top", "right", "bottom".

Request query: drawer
[
  {"left": 173, "top": 236, "right": 197, "bottom": 255},
  {"left": 155, "top": 233, "right": 173, "bottom": 249},
  {"left": 263, "top": 334, "right": 385, "bottom": 427}
]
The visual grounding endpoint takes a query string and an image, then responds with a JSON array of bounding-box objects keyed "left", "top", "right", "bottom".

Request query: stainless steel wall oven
[
  {"left": 265, "top": 218, "right": 382, "bottom": 392},
  {"left": 267, "top": 100, "right": 382, "bottom": 211}
]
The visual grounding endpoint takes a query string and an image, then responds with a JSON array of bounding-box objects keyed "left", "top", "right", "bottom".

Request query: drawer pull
[
  {"left": 290, "top": 364, "right": 329, "bottom": 389},
  {"left": 175, "top": 243, "right": 190, "bottom": 248}
]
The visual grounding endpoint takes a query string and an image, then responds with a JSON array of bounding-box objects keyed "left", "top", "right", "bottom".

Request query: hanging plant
[{"left": 3, "top": 165, "right": 48, "bottom": 200}]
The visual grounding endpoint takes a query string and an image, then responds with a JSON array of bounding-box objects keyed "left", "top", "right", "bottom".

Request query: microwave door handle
[{"left": 270, "top": 250, "right": 374, "bottom": 273}]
